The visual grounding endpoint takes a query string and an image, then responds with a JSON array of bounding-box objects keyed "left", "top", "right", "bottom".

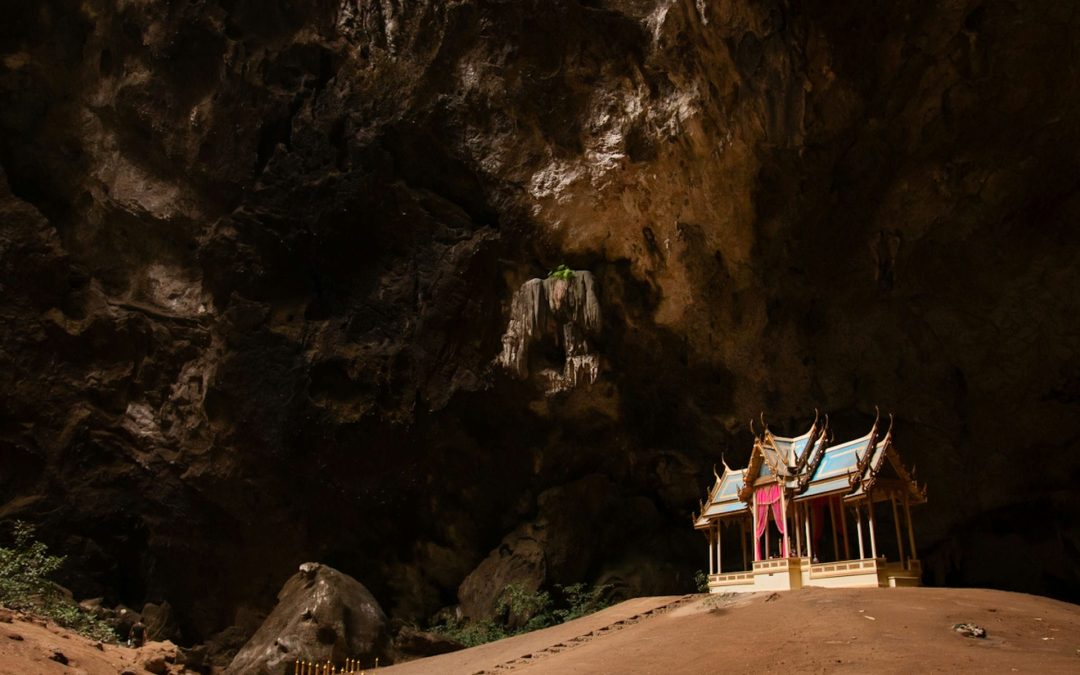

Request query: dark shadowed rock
[
  {"left": 141, "top": 601, "right": 179, "bottom": 643},
  {"left": 227, "top": 563, "right": 390, "bottom": 675},
  {"left": 458, "top": 474, "right": 684, "bottom": 621},
  {"left": 393, "top": 626, "right": 464, "bottom": 660}
]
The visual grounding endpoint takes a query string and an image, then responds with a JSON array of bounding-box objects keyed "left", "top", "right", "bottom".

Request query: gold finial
[{"left": 749, "top": 418, "right": 756, "bottom": 438}]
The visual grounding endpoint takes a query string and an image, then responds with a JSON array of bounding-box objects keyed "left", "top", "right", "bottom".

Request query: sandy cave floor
[
  {"left": 382, "top": 587, "right": 1080, "bottom": 675},
  {"left": 1, "top": 587, "right": 1079, "bottom": 674}
]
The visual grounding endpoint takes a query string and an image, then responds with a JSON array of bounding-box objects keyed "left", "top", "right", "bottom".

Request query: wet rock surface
[{"left": 0, "top": 0, "right": 1078, "bottom": 659}]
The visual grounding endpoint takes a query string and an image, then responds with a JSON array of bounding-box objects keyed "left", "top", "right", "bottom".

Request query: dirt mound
[
  {"left": 380, "top": 587, "right": 1080, "bottom": 674},
  {"left": 0, "top": 610, "right": 194, "bottom": 675}
]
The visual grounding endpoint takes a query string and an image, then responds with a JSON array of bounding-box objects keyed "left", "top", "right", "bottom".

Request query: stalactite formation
[{"left": 497, "top": 271, "right": 602, "bottom": 394}]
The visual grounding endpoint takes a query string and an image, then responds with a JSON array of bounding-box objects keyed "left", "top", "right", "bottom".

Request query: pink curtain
[
  {"left": 770, "top": 498, "right": 788, "bottom": 557},
  {"left": 753, "top": 484, "right": 784, "bottom": 560}
]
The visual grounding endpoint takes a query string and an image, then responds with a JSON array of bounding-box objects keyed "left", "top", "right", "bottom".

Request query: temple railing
[
  {"left": 752, "top": 559, "right": 793, "bottom": 572},
  {"left": 709, "top": 570, "right": 755, "bottom": 585},
  {"left": 808, "top": 557, "right": 879, "bottom": 579}
]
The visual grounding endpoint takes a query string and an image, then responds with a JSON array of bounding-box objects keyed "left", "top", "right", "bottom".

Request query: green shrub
[
  {"left": 693, "top": 569, "right": 710, "bottom": 593},
  {"left": 0, "top": 521, "right": 117, "bottom": 643},
  {"left": 496, "top": 583, "right": 554, "bottom": 631},
  {"left": 0, "top": 521, "right": 64, "bottom": 604},
  {"left": 428, "top": 618, "right": 509, "bottom": 648},
  {"left": 551, "top": 582, "right": 611, "bottom": 623},
  {"left": 547, "top": 264, "right": 575, "bottom": 280},
  {"left": 432, "top": 581, "right": 613, "bottom": 648}
]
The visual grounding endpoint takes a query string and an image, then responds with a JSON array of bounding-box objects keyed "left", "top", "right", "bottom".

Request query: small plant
[
  {"left": 0, "top": 521, "right": 64, "bottom": 604},
  {"left": 548, "top": 264, "right": 575, "bottom": 280},
  {"left": 0, "top": 521, "right": 117, "bottom": 642},
  {"left": 496, "top": 583, "right": 554, "bottom": 631},
  {"left": 431, "top": 581, "right": 613, "bottom": 647},
  {"left": 552, "top": 582, "right": 612, "bottom": 622},
  {"left": 428, "top": 618, "right": 509, "bottom": 647},
  {"left": 693, "top": 569, "right": 710, "bottom": 593}
]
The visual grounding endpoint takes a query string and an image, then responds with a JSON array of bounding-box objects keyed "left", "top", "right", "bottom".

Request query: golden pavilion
[{"left": 693, "top": 411, "right": 927, "bottom": 592}]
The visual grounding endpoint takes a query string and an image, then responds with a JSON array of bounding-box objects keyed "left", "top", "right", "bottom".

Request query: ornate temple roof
[
  {"left": 796, "top": 432, "right": 876, "bottom": 499},
  {"left": 846, "top": 430, "right": 927, "bottom": 503},
  {"left": 693, "top": 465, "right": 749, "bottom": 528},
  {"left": 738, "top": 418, "right": 824, "bottom": 499},
  {"left": 696, "top": 410, "right": 926, "bottom": 524}
]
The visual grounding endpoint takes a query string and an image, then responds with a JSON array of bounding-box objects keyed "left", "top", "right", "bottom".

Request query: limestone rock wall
[{"left": 1, "top": 0, "right": 1079, "bottom": 655}]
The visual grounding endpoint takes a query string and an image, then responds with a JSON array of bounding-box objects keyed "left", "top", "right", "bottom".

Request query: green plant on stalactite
[{"left": 547, "top": 264, "right": 575, "bottom": 280}]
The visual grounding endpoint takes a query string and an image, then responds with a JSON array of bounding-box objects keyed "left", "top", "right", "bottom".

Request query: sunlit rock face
[{"left": 2, "top": 0, "right": 1079, "bottom": 655}]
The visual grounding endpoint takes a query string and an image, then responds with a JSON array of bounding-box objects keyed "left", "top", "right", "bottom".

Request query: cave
[{"left": 1, "top": 0, "right": 1078, "bottom": 665}]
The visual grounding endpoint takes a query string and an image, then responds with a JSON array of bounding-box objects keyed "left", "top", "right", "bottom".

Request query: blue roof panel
[
  {"left": 791, "top": 437, "right": 809, "bottom": 459},
  {"left": 715, "top": 501, "right": 750, "bottom": 515},
  {"left": 798, "top": 476, "right": 852, "bottom": 499},
  {"left": 810, "top": 435, "right": 869, "bottom": 481}
]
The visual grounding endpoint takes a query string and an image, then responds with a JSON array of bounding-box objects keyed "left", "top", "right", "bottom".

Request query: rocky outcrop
[
  {"left": 227, "top": 563, "right": 390, "bottom": 675},
  {"left": 457, "top": 474, "right": 691, "bottom": 622},
  {"left": 496, "top": 271, "right": 602, "bottom": 394},
  {"left": 1, "top": 0, "right": 1079, "bottom": 656}
]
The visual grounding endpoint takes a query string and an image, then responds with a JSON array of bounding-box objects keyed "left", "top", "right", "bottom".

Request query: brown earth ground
[
  {"left": 382, "top": 588, "right": 1080, "bottom": 675},
  {"left": 2, "top": 588, "right": 1078, "bottom": 674},
  {"left": 0, "top": 611, "right": 189, "bottom": 675}
]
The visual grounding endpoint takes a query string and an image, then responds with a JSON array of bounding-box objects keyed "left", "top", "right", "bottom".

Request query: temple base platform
[{"left": 708, "top": 557, "right": 922, "bottom": 593}]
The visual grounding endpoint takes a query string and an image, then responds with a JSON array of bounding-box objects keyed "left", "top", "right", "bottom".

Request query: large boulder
[{"left": 226, "top": 563, "right": 391, "bottom": 675}]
